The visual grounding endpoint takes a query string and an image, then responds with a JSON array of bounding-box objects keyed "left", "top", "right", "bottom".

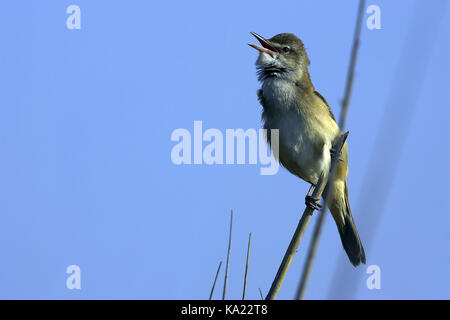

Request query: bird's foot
[
  {"left": 305, "top": 196, "right": 322, "bottom": 211},
  {"left": 330, "top": 148, "right": 344, "bottom": 162}
]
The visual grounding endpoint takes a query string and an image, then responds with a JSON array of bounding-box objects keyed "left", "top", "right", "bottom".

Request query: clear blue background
[{"left": 0, "top": 0, "right": 448, "bottom": 299}]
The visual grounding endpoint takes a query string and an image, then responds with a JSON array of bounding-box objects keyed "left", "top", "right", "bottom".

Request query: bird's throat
[{"left": 261, "top": 77, "right": 298, "bottom": 113}]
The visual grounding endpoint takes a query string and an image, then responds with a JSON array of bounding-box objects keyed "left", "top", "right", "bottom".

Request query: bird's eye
[{"left": 283, "top": 46, "right": 290, "bottom": 53}]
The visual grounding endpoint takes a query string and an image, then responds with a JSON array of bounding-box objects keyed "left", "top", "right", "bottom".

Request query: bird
[{"left": 248, "top": 32, "right": 366, "bottom": 266}]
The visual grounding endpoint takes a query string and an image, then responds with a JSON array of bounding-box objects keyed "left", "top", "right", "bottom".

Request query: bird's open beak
[{"left": 248, "top": 32, "right": 278, "bottom": 55}]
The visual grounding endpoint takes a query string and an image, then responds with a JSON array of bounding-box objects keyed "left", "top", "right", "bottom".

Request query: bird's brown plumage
[{"left": 251, "top": 32, "right": 366, "bottom": 266}]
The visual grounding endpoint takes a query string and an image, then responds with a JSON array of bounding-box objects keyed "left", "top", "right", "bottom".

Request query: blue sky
[{"left": 0, "top": 0, "right": 448, "bottom": 299}]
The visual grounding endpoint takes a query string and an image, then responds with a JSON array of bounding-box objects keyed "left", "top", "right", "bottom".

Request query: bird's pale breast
[{"left": 261, "top": 79, "right": 339, "bottom": 184}]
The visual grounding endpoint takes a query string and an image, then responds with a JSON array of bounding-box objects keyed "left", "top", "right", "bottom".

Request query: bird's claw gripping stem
[
  {"left": 305, "top": 196, "right": 322, "bottom": 211},
  {"left": 330, "top": 148, "right": 344, "bottom": 162}
]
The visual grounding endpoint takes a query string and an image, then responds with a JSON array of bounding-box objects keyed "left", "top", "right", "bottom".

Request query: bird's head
[{"left": 248, "top": 32, "right": 310, "bottom": 82}]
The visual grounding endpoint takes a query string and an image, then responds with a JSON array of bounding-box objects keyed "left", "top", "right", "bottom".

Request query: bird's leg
[
  {"left": 305, "top": 184, "right": 322, "bottom": 211},
  {"left": 330, "top": 147, "right": 344, "bottom": 162}
]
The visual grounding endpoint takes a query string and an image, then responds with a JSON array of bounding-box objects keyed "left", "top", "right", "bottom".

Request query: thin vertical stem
[
  {"left": 222, "top": 209, "right": 233, "bottom": 300},
  {"left": 209, "top": 261, "right": 223, "bottom": 300},
  {"left": 242, "top": 232, "right": 252, "bottom": 300}
]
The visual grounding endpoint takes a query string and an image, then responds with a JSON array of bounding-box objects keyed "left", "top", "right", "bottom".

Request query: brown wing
[{"left": 314, "top": 90, "right": 337, "bottom": 123}]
